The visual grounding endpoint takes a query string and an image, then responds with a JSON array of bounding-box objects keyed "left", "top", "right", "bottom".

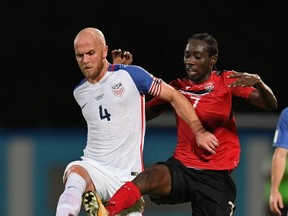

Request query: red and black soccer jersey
[{"left": 146, "top": 70, "right": 254, "bottom": 171}]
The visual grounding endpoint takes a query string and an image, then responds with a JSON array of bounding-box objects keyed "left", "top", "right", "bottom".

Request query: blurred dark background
[{"left": 1, "top": 0, "right": 287, "bottom": 129}]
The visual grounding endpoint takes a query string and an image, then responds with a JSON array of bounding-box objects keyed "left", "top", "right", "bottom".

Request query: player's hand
[
  {"left": 269, "top": 191, "right": 284, "bottom": 216},
  {"left": 227, "top": 70, "right": 261, "bottom": 87},
  {"left": 111, "top": 49, "right": 133, "bottom": 65},
  {"left": 195, "top": 131, "right": 219, "bottom": 154}
]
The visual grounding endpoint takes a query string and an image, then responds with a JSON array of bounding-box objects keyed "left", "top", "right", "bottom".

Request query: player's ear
[
  {"left": 103, "top": 46, "right": 108, "bottom": 59},
  {"left": 210, "top": 55, "right": 218, "bottom": 68},
  {"left": 211, "top": 55, "right": 217, "bottom": 64}
]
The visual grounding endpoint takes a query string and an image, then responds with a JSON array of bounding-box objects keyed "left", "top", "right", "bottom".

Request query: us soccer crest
[{"left": 111, "top": 82, "right": 125, "bottom": 96}]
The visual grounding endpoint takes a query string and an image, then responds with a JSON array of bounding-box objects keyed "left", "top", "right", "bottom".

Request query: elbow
[{"left": 265, "top": 99, "right": 278, "bottom": 111}]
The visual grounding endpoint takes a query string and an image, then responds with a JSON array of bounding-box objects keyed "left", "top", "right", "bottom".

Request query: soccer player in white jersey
[{"left": 55, "top": 27, "right": 219, "bottom": 216}]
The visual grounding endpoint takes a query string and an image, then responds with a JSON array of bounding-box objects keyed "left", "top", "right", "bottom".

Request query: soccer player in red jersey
[
  {"left": 98, "top": 33, "right": 278, "bottom": 216},
  {"left": 55, "top": 28, "right": 218, "bottom": 216}
]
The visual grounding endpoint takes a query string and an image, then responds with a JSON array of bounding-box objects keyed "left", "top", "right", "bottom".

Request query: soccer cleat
[{"left": 82, "top": 191, "right": 109, "bottom": 216}]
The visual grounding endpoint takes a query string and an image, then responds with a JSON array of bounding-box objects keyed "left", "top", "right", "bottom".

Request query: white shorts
[{"left": 63, "top": 158, "right": 144, "bottom": 215}]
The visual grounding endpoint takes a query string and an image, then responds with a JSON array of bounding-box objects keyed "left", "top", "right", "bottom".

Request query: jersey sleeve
[
  {"left": 124, "top": 65, "right": 162, "bottom": 97},
  {"left": 145, "top": 80, "right": 177, "bottom": 115},
  {"left": 273, "top": 107, "right": 288, "bottom": 149},
  {"left": 223, "top": 70, "right": 254, "bottom": 98}
]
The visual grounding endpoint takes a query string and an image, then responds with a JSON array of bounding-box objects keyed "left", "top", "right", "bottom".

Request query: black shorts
[{"left": 149, "top": 157, "right": 236, "bottom": 216}]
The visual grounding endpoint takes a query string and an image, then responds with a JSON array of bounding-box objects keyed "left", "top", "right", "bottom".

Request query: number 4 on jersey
[{"left": 99, "top": 105, "right": 111, "bottom": 121}]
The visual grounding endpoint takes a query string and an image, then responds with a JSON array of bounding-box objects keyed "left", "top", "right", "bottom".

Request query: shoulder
[
  {"left": 111, "top": 64, "right": 157, "bottom": 93},
  {"left": 109, "top": 64, "right": 147, "bottom": 73},
  {"left": 214, "top": 70, "right": 233, "bottom": 77},
  {"left": 279, "top": 107, "right": 288, "bottom": 120},
  {"left": 213, "top": 70, "right": 238, "bottom": 86},
  {"left": 282, "top": 107, "right": 288, "bottom": 114},
  {"left": 110, "top": 64, "right": 153, "bottom": 78},
  {"left": 169, "top": 77, "right": 188, "bottom": 88}
]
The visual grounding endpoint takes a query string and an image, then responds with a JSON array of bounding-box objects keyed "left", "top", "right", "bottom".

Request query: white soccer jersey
[{"left": 73, "top": 64, "right": 162, "bottom": 181}]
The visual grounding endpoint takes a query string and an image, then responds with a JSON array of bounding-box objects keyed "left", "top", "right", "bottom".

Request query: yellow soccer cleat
[{"left": 83, "top": 191, "right": 109, "bottom": 216}]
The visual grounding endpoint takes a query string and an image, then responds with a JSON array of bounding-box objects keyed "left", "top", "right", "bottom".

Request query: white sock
[{"left": 56, "top": 173, "right": 86, "bottom": 216}]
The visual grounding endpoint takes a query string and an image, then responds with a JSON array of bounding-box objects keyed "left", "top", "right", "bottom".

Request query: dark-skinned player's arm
[
  {"left": 158, "top": 81, "right": 219, "bottom": 154},
  {"left": 227, "top": 70, "right": 277, "bottom": 110}
]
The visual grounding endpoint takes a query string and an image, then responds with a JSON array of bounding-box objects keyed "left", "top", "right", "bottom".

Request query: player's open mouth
[
  {"left": 84, "top": 67, "right": 93, "bottom": 71},
  {"left": 187, "top": 69, "right": 197, "bottom": 75}
]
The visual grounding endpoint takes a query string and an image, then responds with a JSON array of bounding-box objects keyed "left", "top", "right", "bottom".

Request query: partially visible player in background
[
  {"left": 269, "top": 107, "right": 288, "bottom": 216},
  {"left": 104, "top": 32, "right": 278, "bottom": 216},
  {"left": 55, "top": 27, "right": 218, "bottom": 216}
]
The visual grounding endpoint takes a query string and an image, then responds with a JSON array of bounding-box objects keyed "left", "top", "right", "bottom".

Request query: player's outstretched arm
[{"left": 227, "top": 70, "right": 277, "bottom": 110}]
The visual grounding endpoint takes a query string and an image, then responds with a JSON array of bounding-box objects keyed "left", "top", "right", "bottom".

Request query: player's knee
[
  {"left": 66, "top": 165, "right": 93, "bottom": 189},
  {"left": 134, "top": 165, "right": 170, "bottom": 193}
]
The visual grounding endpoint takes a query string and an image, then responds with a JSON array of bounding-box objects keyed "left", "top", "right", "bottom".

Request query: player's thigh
[
  {"left": 134, "top": 164, "right": 171, "bottom": 195},
  {"left": 66, "top": 160, "right": 122, "bottom": 201}
]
